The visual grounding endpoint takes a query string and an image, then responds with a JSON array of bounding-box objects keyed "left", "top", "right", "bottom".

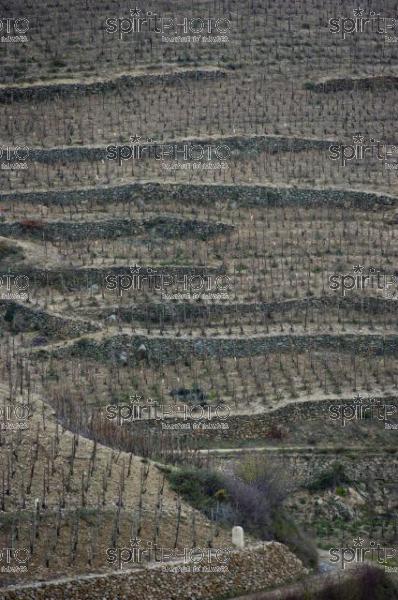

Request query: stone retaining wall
[
  {"left": 306, "top": 75, "right": 398, "bottom": 93},
  {"left": 1, "top": 295, "right": 394, "bottom": 342},
  {"left": 0, "top": 217, "right": 232, "bottom": 242},
  {"left": 0, "top": 544, "right": 306, "bottom": 600},
  {"left": 1, "top": 182, "right": 395, "bottom": 209},
  {"left": 210, "top": 450, "right": 398, "bottom": 491},
  {"left": 0, "top": 68, "right": 226, "bottom": 104},
  {"left": 0, "top": 300, "right": 98, "bottom": 339},
  {"left": 126, "top": 396, "right": 398, "bottom": 442},
  {"left": 100, "top": 295, "right": 397, "bottom": 323},
  {"left": 0, "top": 265, "right": 224, "bottom": 291},
  {"left": 36, "top": 333, "right": 398, "bottom": 363},
  {"left": 26, "top": 134, "right": 332, "bottom": 164}
]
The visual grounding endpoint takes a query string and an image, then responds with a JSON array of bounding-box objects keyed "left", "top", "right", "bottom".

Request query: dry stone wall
[
  {"left": 0, "top": 218, "right": 232, "bottom": 242},
  {"left": 1, "top": 182, "right": 395, "bottom": 209},
  {"left": 0, "top": 69, "right": 226, "bottom": 104},
  {"left": 0, "top": 300, "right": 98, "bottom": 339},
  {"left": 0, "top": 265, "right": 225, "bottom": 291},
  {"left": 126, "top": 396, "right": 398, "bottom": 442},
  {"left": 25, "top": 134, "right": 333, "bottom": 165},
  {"left": 0, "top": 544, "right": 306, "bottom": 600},
  {"left": 211, "top": 450, "right": 398, "bottom": 492},
  {"left": 100, "top": 295, "right": 397, "bottom": 324},
  {"left": 35, "top": 332, "right": 398, "bottom": 364}
]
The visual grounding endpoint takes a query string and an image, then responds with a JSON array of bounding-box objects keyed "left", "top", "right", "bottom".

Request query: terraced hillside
[{"left": 1, "top": 0, "right": 398, "bottom": 598}]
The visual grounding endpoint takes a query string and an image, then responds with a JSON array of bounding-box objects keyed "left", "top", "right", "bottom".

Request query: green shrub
[
  {"left": 168, "top": 467, "right": 226, "bottom": 514},
  {"left": 273, "top": 510, "right": 318, "bottom": 569},
  {"left": 307, "top": 462, "right": 350, "bottom": 492},
  {"left": 4, "top": 303, "right": 17, "bottom": 323},
  {"left": 167, "top": 459, "right": 318, "bottom": 569}
]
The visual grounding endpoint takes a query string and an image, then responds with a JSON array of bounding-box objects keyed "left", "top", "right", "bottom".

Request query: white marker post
[{"left": 232, "top": 526, "right": 244, "bottom": 549}]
